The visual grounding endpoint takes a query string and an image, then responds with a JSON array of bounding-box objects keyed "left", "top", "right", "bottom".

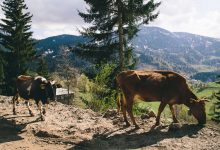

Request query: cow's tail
[
  {"left": 117, "top": 86, "right": 125, "bottom": 114},
  {"left": 116, "top": 74, "right": 125, "bottom": 114},
  {"left": 116, "top": 89, "right": 122, "bottom": 114}
]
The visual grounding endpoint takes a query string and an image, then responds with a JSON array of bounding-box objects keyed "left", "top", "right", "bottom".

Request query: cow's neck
[
  {"left": 184, "top": 101, "right": 192, "bottom": 108},
  {"left": 184, "top": 92, "right": 198, "bottom": 108}
]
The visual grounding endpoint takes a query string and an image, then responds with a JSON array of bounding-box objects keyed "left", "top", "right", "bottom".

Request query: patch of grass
[
  {"left": 193, "top": 82, "right": 220, "bottom": 120},
  {"left": 133, "top": 100, "right": 168, "bottom": 116}
]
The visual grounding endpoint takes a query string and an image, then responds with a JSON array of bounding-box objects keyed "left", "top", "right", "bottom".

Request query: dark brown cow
[{"left": 116, "top": 70, "right": 207, "bottom": 128}]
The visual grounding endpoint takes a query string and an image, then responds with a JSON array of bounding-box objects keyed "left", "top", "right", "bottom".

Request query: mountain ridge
[{"left": 35, "top": 26, "right": 220, "bottom": 81}]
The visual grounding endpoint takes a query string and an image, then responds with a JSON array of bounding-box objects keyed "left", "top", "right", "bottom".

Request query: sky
[{"left": 0, "top": 0, "right": 220, "bottom": 39}]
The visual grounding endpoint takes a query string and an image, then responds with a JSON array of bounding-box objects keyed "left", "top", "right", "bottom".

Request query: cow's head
[
  {"left": 188, "top": 98, "right": 208, "bottom": 125},
  {"left": 37, "top": 76, "right": 62, "bottom": 104}
]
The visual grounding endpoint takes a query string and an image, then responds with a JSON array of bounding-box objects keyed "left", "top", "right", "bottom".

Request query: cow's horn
[{"left": 200, "top": 99, "right": 210, "bottom": 102}]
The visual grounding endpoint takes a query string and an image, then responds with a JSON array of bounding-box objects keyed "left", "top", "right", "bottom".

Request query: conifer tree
[
  {"left": 0, "top": 49, "right": 5, "bottom": 82},
  {"left": 76, "top": 0, "right": 160, "bottom": 71},
  {"left": 37, "top": 57, "right": 49, "bottom": 79},
  {"left": 0, "top": 0, "right": 35, "bottom": 94}
]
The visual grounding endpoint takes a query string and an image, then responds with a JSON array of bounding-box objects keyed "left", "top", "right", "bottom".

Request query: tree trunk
[
  {"left": 117, "top": 0, "right": 125, "bottom": 71},
  {"left": 68, "top": 84, "right": 70, "bottom": 105}
]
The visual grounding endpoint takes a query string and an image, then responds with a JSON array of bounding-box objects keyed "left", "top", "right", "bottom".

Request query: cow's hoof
[
  {"left": 42, "top": 110, "right": 46, "bottom": 115},
  {"left": 135, "top": 125, "right": 140, "bottom": 129},
  {"left": 155, "top": 122, "right": 160, "bottom": 126},
  {"left": 40, "top": 116, "right": 45, "bottom": 121},
  {"left": 30, "top": 113, "right": 35, "bottom": 117},
  {"left": 13, "top": 111, "right": 17, "bottom": 115},
  {"left": 125, "top": 122, "right": 131, "bottom": 127}
]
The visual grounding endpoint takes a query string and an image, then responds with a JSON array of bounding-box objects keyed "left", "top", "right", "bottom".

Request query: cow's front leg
[
  {"left": 12, "top": 93, "right": 19, "bottom": 115},
  {"left": 37, "top": 101, "right": 45, "bottom": 121},
  {"left": 169, "top": 104, "right": 179, "bottom": 123},
  {"left": 25, "top": 101, "right": 34, "bottom": 116},
  {"left": 155, "top": 102, "right": 167, "bottom": 126},
  {"left": 42, "top": 104, "right": 48, "bottom": 116}
]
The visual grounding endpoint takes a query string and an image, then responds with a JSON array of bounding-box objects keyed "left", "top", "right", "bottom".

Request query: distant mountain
[
  {"left": 35, "top": 34, "right": 86, "bottom": 55},
  {"left": 35, "top": 34, "right": 88, "bottom": 71},
  {"left": 133, "top": 26, "right": 220, "bottom": 76},
  {"left": 35, "top": 26, "right": 220, "bottom": 81}
]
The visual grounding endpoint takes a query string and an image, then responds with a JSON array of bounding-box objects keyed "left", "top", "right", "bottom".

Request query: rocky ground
[{"left": 0, "top": 95, "right": 220, "bottom": 150}]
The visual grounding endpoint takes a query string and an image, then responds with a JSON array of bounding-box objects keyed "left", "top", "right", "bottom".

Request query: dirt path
[{"left": 0, "top": 95, "right": 220, "bottom": 150}]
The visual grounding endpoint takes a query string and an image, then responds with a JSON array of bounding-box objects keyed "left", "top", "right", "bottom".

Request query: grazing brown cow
[{"left": 116, "top": 70, "right": 207, "bottom": 128}]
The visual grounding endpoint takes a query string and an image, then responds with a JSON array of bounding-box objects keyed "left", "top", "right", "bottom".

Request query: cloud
[
  {"left": 25, "top": 0, "right": 87, "bottom": 39},
  {"left": 26, "top": 0, "right": 85, "bottom": 24},
  {"left": 0, "top": 0, "right": 86, "bottom": 39},
  {"left": 0, "top": 0, "right": 220, "bottom": 39},
  {"left": 151, "top": 0, "right": 220, "bottom": 38}
]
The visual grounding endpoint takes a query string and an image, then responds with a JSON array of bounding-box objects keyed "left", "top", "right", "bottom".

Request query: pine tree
[
  {"left": 212, "top": 77, "right": 220, "bottom": 122},
  {"left": 76, "top": 0, "right": 160, "bottom": 71},
  {"left": 0, "top": 49, "right": 5, "bottom": 82},
  {"left": 37, "top": 57, "right": 49, "bottom": 79},
  {"left": 0, "top": 0, "right": 35, "bottom": 94}
]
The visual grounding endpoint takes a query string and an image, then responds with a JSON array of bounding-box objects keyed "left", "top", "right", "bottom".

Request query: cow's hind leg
[
  {"left": 125, "top": 96, "right": 139, "bottom": 128},
  {"left": 25, "top": 100, "right": 34, "bottom": 116},
  {"left": 155, "top": 102, "right": 167, "bottom": 126},
  {"left": 12, "top": 93, "right": 19, "bottom": 115},
  {"left": 120, "top": 90, "right": 130, "bottom": 127},
  {"left": 122, "top": 101, "right": 130, "bottom": 127},
  {"left": 127, "top": 105, "right": 139, "bottom": 128},
  {"left": 169, "top": 104, "right": 179, "bottom": 123}
]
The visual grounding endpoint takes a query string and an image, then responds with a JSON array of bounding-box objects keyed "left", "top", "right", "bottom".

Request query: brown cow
[{"left": 116, "top": 70, "right": 207, "bottom": 128}]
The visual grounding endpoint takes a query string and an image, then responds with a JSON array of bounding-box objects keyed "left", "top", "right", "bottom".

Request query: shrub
[{"left": 78, "top": 63, "right": 117, "bottom": 112}]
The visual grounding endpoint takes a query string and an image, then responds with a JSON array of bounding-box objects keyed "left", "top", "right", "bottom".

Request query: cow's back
[
  {"left": 16, "top": 77, "right": 34, "bottom": 100},
  {"left": 117, "top": 70, "right": 190, "bottom": 103}
]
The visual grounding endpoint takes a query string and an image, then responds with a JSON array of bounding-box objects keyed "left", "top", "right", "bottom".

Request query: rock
[
  {"left": 141, "top": 114, "right": 149, "bottom": 120},
  {"left": 148, "top": 110, "right": 156, "bottom": 118},
  {"left": 141, "top": 110, "right": 156, "bottom": 120},
  {"left": 189, "top": 134, "right": 198, "bottom": 138},
  {"left": 35, "top": 131, "right": 60, "bottom": 138},
  {"left": 168, "top": 123, "right": 182, "bottom": 132},
  {"left": 112, "top": 119, "right": 120, "bottom": 125},
  {"left": 103, "top": 109, "right": 118, "bottom": 118}
]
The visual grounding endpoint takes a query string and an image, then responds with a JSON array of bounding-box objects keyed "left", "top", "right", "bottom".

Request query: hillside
[
  {"left": 36, "top": 34, "right": 85, "bottom": 55},
  {"left": 133, "top": 26, "right": 220, "bottom": 76},
  {"left": 35, "top": 26, "right": 220, "bottom": 81},
  {"left": 0, "top": 95, "right": 220, "bottom": 149},
  {"left": 35, "top": 35, "right": 88, "bottom": 71}
]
